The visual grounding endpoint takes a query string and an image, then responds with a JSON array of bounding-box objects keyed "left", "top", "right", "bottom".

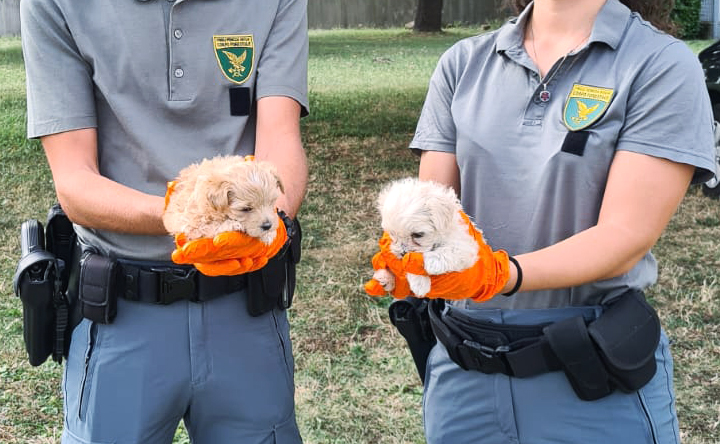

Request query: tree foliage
[{"left": 672, "top": 0, "right": 702, "bottom": 38}]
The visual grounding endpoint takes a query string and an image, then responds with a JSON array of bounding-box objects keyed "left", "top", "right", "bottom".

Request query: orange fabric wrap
[
  {"left": 164, "top": 180, "right": 177, "bottom": 211},
  {"left": 364, "top": 211, "right": 510, "bottom": 302},
  {"left": 170, "top": 214, "right": 287, "bottom": 276}
]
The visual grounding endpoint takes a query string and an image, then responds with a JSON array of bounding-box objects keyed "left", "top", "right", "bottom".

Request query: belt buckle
[
  {"left": 463, "top": 340, "right": 510, "bottom": 358},
  {"left": 152, "top": 267, "right": 197, "bottom": 304},
  {"left": 460, "top": 339, "right": 511, "bottom": 374},
  {"left": 463, "top": 339, "right": 510, "bottom": 358}
]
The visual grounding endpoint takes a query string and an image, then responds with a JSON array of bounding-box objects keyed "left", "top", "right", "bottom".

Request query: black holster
[
  {"left": 12, "top": 204, "right": 77, "bottom": 366},
  {"left": 388, "top": 297, "right": 436, "bottom": 384},
  {"left": 245, "top": 213, "right": 301, "bottom": 317}
]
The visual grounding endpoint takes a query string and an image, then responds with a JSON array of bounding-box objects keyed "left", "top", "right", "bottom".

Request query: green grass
[{"left": 1, "top": 30, "right": 720, "bottom": 443}]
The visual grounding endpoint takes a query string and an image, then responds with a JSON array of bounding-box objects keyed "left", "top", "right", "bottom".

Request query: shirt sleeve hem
[
  {"left": 618, "top": 139, "right": 717, "bottom": 184},
  {"left": 256, "top": 85, "right": 309, "bottom": 117},
  {"left": 27, "top": 116, "right": 97, "bottom": 139}
]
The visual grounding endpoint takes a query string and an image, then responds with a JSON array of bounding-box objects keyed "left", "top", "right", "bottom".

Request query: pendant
[{"left": 539, "top": 89, "right": 551, "bottom": 102}]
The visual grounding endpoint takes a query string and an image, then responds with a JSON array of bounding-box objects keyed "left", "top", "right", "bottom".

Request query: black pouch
[
  {"left": 544, "top": 315, "right": 613, "bottom": 401},
  {"left": 78, "top": 252, "right": 118, "bottom": 324},
  {"left": 246, "top": 215, "right": 301, "bottom": 317},
  {"left": 587, "top": 289, "right": 660, "bottom": 393},
  {"left": 45, "top": 203, "right": 76, "bottom": 292},
  {"left": 389, "top": 297, "right": 436, "bottom": 384}
]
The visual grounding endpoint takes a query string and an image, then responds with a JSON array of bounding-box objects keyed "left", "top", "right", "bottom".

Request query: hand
[
  {"left": 364, "top": 211, "right": 511, "bottom": 302},
  {"left": 170, "top": 214, "right": 288, "bottom": 276},
  {"left": 364, "top": 233, "right": 413, "bottom": 298}
]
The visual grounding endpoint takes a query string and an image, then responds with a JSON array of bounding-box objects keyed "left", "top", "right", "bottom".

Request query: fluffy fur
[
  {"left": 163, "top": 156, "right": 283, "bottom": 244},
  {"left": 372, "top": 178, "right": 479, "bottom": 297}
]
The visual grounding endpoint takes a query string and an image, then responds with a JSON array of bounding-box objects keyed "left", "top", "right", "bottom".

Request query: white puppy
[
  {"left": 372, "top": 178, "right": 479, "bottom": 297},
  {"left": 163, "top": 155, "right": 283, "bottom": 244}
]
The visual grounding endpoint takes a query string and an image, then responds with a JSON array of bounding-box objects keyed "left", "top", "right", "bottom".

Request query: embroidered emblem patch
[
  {"left": 563, "top": 84, "right": 614, "bottom": 131},
  {"left": 213, "top": 35, "right": 254, "bottom": 84}
]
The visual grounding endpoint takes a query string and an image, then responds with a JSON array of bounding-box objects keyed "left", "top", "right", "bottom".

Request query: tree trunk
[{"left": 414, "top": 0, "right": 444, "bottom": 32}]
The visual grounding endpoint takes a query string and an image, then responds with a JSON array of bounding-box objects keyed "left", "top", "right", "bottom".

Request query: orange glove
[
  {"left": 170, "top": 219, "right": 287, "bottom": 276},
  {"left": 364, "top": 212, "right": 511, "bottom": 302},
  {"left": 163, "top": 158, "right": 288, "bottom": 276},
  {"left": 364, "top": 233, "right": 412, "bottom": 298}
]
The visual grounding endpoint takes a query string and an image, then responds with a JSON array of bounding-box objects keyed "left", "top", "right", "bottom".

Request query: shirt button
[
  {"left": 174, "top": 68, "right": 184, "bottom": 78},
  {"left": 174, "top": 29, "right": 183, "bottom": 39}
]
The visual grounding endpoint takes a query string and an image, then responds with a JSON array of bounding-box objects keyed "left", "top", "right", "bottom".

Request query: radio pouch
[
  {"left": 246, "top": 215, "right": 301, "bottom": 317},
  {"left": 587, "top": 289, "right": 660, "bottom": 393},
  {"left": 79, "top": 253, "right": 118, "bottom": 324}
]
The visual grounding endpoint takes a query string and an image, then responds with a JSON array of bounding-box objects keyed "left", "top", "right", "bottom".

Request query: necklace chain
[{"left": 529, "top": 21, "right": 591, "bottom": 103}]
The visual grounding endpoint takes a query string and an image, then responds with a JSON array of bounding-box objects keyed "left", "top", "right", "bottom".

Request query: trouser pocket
[{"left": 64, "top": 319, "right": 99, "bottom": 422}]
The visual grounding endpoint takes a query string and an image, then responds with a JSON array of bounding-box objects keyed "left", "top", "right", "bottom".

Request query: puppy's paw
[
  {"left": 423, "top": 252, "right": 453, "bottom": 275},
  {"left": 373, "top": 268, "right": 395, "bottom": 291},
  {"left": 407, "top": 273, "right": 430, "bottom": 297}
]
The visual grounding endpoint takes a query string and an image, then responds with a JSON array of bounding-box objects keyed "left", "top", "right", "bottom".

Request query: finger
[
  {"left": 364, "top": 279, "right": 387, "bottom": 297},
  {"left": 194, "top": 259, "right": 244, "bottom": 276},
  {"left": 402, "top": 252, "right": 426, "bottom": 275}
]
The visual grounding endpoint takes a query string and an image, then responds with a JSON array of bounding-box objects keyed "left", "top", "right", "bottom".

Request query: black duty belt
[
  {"left": 428, "top": 298, "right": 566, "bottom": 378},
  {"left": 427, "top": 291, "right": 661, "bottom": 401},
  {"left": 114, "top": 259, "right": 247, "bottom": 305}
]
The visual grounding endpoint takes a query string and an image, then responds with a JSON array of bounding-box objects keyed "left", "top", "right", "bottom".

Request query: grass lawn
[{"left": 1, "top": 29, "right": 719, "bottom": 443}]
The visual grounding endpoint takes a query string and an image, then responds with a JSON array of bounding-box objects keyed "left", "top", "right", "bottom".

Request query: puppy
[
  {"left": 372, "top": 178, "right": 479, "bottom": 297},
  {"left": 163, "top": 155, "right": 283, "bottom": 244}
]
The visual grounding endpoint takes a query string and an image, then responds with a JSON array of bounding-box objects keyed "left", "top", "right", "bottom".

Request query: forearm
[
  {"left": 418, "top": 150, "right": 461, "bottom": 195},
  {"left": 42, "top": 128, "right": 167, "bottom": 235},
  {"left": 256, "top": 141, "right": 307, "bottom": 218},
  {"left": 55, "top": 171, "right": 166, "bottom": 235},
  {"left": 255, "top": 96, "right": 308, "bottom": 219},
  {"left": 500, "top": 152, "right": 694, "bottom": 295},
  {"left": 500, "top": 223, "right": 650, "bottom": 294}
]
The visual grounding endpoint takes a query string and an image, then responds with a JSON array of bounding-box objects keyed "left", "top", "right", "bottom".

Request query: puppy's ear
[
  {"left": 257, "top": 161, "right": 284, "bottom": 194},
  {"left": 426, "top": 191, "right": 457, "bottom": 233},
  {"left": 201, "top": 177, "right": 234, "bottom": 210}
]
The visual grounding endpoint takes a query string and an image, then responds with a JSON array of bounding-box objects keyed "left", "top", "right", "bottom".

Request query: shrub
[{"left": 673, "top": 0, "right": 702, "bottom": 39}]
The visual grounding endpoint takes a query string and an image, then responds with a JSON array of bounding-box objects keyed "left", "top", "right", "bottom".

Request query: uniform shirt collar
[{"left": 495, "top": 0, "right": 631, "bottom": 54}]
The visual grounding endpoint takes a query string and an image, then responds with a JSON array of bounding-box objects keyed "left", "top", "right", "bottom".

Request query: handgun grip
[{"left": 21, "top": 219, "right": 45, "bottom": 258}]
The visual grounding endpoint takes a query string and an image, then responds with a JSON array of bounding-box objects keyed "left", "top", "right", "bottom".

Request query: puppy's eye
[
  {"left": 241, "top": 207, "right": 253, "bottom": 212},
  {"left": 411, "top": 232, "right": 424, "bottom": 240}
]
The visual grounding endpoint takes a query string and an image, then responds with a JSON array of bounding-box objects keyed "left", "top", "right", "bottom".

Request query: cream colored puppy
[
  {"left": 163, "top": 155, "right": 283, "bottom": 244},
  {"left": 372, "top": 178, "right": 479, "bottom": 297}
]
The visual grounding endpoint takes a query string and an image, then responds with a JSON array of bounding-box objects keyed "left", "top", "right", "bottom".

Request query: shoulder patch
[
  {"left": 563, "top": 84, "right": 614, "bottom": 131},
  {"left": 213, "top": 35, "right": 255, "bottom": 84}
]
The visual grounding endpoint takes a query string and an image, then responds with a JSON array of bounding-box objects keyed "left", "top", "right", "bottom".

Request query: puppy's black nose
[{"left": 261, "top": 221, "right": 272, "bottom": 231}]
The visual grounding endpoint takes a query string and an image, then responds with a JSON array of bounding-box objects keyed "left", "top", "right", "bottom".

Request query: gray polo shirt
[
  {"left": 21, "top": 0, "right": 308, "bottom": 260},
  {"left": 410, "top": 0, "right": 716, "bottom": 309}
]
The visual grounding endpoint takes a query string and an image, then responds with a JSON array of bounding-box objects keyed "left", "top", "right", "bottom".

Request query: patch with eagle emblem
[
  {"left": 213, "top": 35, "right": 254, "bottom": 84},
  {"left": 563, "top": 84, "right": 614, "bottom": 131}
]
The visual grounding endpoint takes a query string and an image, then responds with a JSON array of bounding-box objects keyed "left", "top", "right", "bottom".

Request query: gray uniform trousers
[
  {"left": 423, "top": 306, "right": 679, "bottom": 444},
  {"left": 62, "top": 293, "right": 302, "bottom": 444}
]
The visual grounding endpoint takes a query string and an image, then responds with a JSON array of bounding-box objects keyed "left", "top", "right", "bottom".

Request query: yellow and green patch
[
  {"left": 213, "top": 35, "right": 254, "bottom": 84},
  {"left": 563, "top": 84, "right": 614, "bottom": 131}
]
